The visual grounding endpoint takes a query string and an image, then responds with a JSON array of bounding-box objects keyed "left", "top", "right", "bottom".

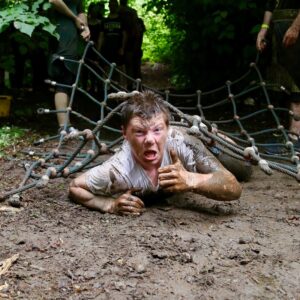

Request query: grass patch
[{"left": 0, "top": 126, "right": 26, "bottom": 157}]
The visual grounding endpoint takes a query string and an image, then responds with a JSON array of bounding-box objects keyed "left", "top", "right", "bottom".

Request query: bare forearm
[
  {"left": 49, "top": 0, "right": 76, "bottom": 21},
  {"left": 291, "top": 10, "right": 300, "bottom": 31},
  {"left": 262, "top": 11, "right": 273, "bottom": 26},
  {"left": 69, "top": 186, "right": 114, "bottom": 213},
  {"left": 190, "top": 171, "right": 242, "bottom": 201},
  {"left": 78, "top": 12, "right": 88, "bottom": 26}
]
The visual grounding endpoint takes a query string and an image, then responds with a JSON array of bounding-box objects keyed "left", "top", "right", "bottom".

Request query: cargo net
[{"left": 1, "top": 41, "right": 300, "bottom": 203}]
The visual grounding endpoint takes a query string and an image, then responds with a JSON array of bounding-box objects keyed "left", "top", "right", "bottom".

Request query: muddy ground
[{"left": 0, "top": 63, "right": 300, "bottom": 299}]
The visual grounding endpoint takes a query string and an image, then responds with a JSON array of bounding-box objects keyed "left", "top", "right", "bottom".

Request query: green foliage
[
  {"left": 0, "top": 0, "right": 56, "bottom": 38},
  {"left": 0, "top": 0, "right": 57, "bottom": 73},
  {"left": 0, "top": 126, "right": 25, "bottom": 152},
  {"left": 0, "top": 0, "right": 267, "bottom": 90},
  {"left": 128, "top": 0, "right": 174, "bottom": 63},
  {"left": 142, "top": 13, "right": 172, "bottom": 62},
  {"left": 142, "top": 0, "right": 265, "bottom": 89}
]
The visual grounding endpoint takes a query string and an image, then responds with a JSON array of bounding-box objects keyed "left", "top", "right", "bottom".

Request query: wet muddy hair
[{"left": 121, "top": 90, "right": 171, "bottom": 128}]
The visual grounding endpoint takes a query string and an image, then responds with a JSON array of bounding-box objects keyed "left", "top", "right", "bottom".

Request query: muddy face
[{"left": 122, "top": 114, "right": 169, "bottom": 171}]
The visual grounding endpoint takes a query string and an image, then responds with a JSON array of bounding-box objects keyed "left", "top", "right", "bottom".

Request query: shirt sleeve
[
  {"left": 85, "top": 162, "right": 111, "bottom": 195},
  {"left": 85, "top": 149, "right": 131, "bottom": 196},
  {"left": 168, "top": 128, "right": 222, "bottom": 174},
  {"left": 185, "top": 134, "right": 223, "bottom": 174}
]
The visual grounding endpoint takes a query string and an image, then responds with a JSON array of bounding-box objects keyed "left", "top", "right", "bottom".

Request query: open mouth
[{"left": 144, "top": 150, "right": 157, "bottom": 160}]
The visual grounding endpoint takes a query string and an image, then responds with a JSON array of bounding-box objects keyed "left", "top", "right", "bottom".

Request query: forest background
[{"left": 0, "top": 0, "right": 266, "bottom": 91}]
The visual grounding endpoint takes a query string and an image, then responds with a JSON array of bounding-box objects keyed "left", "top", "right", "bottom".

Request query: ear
[{"left": 121, "top": 125, "right": 127, "bottom": 139}]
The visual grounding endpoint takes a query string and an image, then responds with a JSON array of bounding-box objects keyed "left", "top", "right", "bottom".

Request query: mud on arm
[
  {"left": 158, "top": 147, "right": 242, "bottom": 201},
  {"left": 69, "top": 174, "right": 144, "bottom": 215},
  {"left": 191, "top": 143, "right": 242, "bottom": 201}
]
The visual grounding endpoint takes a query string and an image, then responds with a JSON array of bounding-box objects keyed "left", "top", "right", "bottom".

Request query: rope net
[{"left": 1, "top": 41, "right": 300, "bottom": 202}]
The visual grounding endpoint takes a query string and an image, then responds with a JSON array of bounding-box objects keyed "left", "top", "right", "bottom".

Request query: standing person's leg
[
  {"left": 52, "top": 62, "right": 76, "bottom": 130},
  {"left": 55, "top": 91, "right": 69, "bottom": 127}
]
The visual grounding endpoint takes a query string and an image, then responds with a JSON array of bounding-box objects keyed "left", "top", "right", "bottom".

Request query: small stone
[
  {"left": 135, "top": 263, "right": 146, "bottom": 273},
  {"left": 238, "top": 237, "right": 251, "bottom": 244},
  {"left": 181, "top": 252, "right": 193, "bottom": 263},
  {"left": 8, "top": 194, "right": 21, "bottom": 208},
  {"left": 151, "top": 251, "right": 168, "bottom": 259}
]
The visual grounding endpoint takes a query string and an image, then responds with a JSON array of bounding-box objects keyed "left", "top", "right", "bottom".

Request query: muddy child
[{"left": 69, "top": 91, "right": 245, "bottom": 215}]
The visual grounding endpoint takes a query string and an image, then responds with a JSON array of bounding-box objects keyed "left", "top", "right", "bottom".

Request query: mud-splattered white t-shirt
[{"left": 86, "top": 128, "right": 219, "bottom": 196}]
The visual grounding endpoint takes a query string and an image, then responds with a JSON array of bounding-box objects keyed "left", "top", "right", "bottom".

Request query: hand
[
  {"left": 256, "top": 29, "right": 268, "bottom": 52},
  {"left": 74, "top": 16, "right": 84, "bottom": 31},
  {"left": 109, "top": 189, "right": 144, "bottom": 216},
  {"left": 74, "top": 17, "right": 90, "bottom": 41},
  {"left": 283, "top": 25, "right": 299, "bottom": 47},
  {"left": 158, "top": 149, "right": 194, "bottom": 193},
  {"left": 80, "top": 25, "right": 90, "bottom": 41}
]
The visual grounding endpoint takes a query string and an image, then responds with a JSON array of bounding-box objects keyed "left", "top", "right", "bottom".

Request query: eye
[{"left": 135, "top": 130, "right": 144, "bottom": 136}]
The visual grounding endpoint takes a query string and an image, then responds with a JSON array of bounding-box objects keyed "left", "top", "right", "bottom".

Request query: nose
[{"left": 144, "top": 132, "right": 155, "bottom": 144}]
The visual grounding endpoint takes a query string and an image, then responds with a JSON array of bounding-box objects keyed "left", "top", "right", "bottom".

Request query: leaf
[
  {"left": 42, "top": 23, "right": 59, "bottom": 39},
  {"left": 36, "top": 16, "right": 49, "bottom": 25},
  {"left": 32, "top": 0, "right": 42, "bottom": 12},
  {"left": 15, "top": 14, "right": 31, "bottom": 23},
  {"left": 13, "top": 21, "right": 35, "bottom": 37},
  {"left": 43, "top": 2, "right": 51, "bottom": 11},
  {"left": 0, "top": 22, "right": 10, "bottom": 34}
]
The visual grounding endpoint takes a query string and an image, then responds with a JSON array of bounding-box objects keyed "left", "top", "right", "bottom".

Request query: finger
[
  {"left": 159, "top": 178, "right": 177, "bottom": 188},
  {"left": 119, "top": 196, "right": 144, "bottom": 208},
  {"left": 169, "top": 148, "right": 179, "bottom": 164},
  {"left": 119, "top": 205, "right": 144, "bottom": 214},
  {"left": 158, "top": 165, "right": 177, "bottom": 174},
  {"left": 130, "top": 198, "right": 145, "bottom": 209},
  {"left": 123, "top": 191, "right": 144, "bottom": 207},
  {"left": 132, "top": 197, "right": 145, "bottom": 208},
  {"left": 158, "top": 171, "right": 177, "bottom": 181}
]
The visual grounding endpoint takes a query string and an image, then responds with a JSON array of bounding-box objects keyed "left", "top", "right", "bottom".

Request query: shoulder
[
  {"left": 85, "top": 142, "right": 133, "bottom": 194},
  {"left": 166, "top": 127, "right": 196, "bottom": 170},
  {"left": 167, "top": 126, "right": 222, "bottom": 173}
]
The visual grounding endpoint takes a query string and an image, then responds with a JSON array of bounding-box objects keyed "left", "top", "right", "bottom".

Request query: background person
[
  {"left": 118, "top": 0, "right": 139, "bottom": 88},
  {"left": 98, "top": 0, "right": 126, "bottom": 69},
  {"left": 81, "top": 2, "right": 103, "bottom": 95},
  {"left": 133, "top": 15, "right": 146, "bottom": 80},
  {"left": 48, "top": 0, "right": 90, "bottom": 131},
  {"left": 256, "top": 0, "right": 300, "bottom": 146}
]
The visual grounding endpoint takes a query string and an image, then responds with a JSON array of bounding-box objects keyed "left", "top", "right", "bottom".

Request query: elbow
[
  {"left": 229, "top": 183, "right": 242, "bottom": 201},
  {"left": 211, "top": 171, "right": 242, "bottom": 201},
  {"left": 68, "top": 179, "right": 77, "bottom": 201},
  {"left": 223, "top": 176, "right": 242, "bottom": 201}
]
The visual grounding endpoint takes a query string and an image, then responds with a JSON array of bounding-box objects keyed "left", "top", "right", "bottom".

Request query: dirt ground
[{"left": 0, "top": 64, "right": 300, "bottom": 299}]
